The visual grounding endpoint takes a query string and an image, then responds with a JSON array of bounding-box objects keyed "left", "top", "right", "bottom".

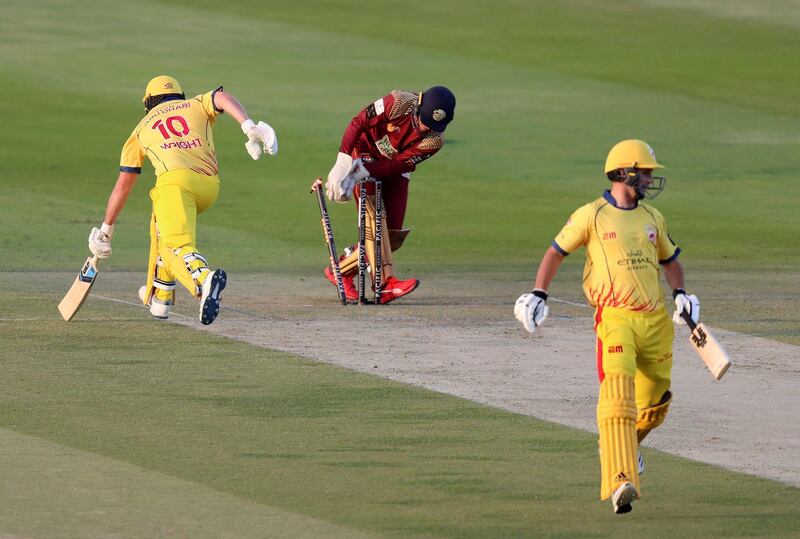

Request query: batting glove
[
  {"left": 88, "top": 222, "right": 114, "bottom": 258},
  {"left": 672, "top": 288, "right": 700, "bottom": 325},
  {"left": 242, "top": 119, "right": 278, "bottom": 160},
  {"left": 514, "top": 289, "right": 549, "bottom": 334}
]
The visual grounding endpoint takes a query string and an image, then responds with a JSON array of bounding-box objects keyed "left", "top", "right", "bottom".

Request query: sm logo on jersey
[
  {"left": 602, "top": 231, "right": 617, "bottom": 240},
  {"left": 607, "top": 345, "right": 624, "bottom": 354},
  {"left": 375, "top": 135, "right": 398, "bottom": 158}
]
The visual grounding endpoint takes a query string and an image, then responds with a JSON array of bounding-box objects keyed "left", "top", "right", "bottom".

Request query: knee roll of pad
[{"left": 636, "top": 391, "right": 672, "bottom": 444}]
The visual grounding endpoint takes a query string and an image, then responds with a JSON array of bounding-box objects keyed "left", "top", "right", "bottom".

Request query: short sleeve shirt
[
  {"left": 120, "top": 90, "right": 222, "bottom": 177},
  {"left": 553, "top": 191, "right": 680, "bottom": 312}
]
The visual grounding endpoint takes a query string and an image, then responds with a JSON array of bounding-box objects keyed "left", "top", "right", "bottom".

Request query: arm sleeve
[
  {"left": 198, "top": 89, "right": 222, "bottom": 123},
  {"left": 553, "top": 205, "right": 591, "bottom": 255},
  {"left": 655, "top": 211, "right": 680, "bottom": 263},
  {"left": 340, "top": 93, "right": 393, "bottom": 155},
  {"left": 119, "top": 127, "right": 144, "bottom": 173},
  {"left": 363, "top": 142, "right": 440, "bottom": 177}
]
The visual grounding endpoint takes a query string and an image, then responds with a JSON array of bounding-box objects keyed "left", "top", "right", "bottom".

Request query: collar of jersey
[
  {"left": 154, "top": 96, "right": 183, "bottom": 108},
  {"left": 603, "top": 190, "right": 638, "bottom": 210}
]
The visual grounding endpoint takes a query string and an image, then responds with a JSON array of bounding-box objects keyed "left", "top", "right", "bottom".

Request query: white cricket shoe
[
  {"left": 612, "top": 482, "right": 638, "bottom": 514},
  {"left": 138, "top": 286, "right": 171, "bottom": 319},
  {"left": 199, "top": 269, "right": 227, "bottom": 325}
]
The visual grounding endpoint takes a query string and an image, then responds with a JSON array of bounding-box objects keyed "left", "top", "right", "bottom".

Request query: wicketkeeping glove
[
  {"left": 88, "top": 223, "right": 114, "bottom": 258},
  {"left": 326, "top": 152, "right": 357, "bottom": 202},
  {"left": 514, "top": 289, "right": 549, "bottom": 334},
  {"left": 242, "top": 119, "right": 278, "bottom": 160},
  {"left": 672, "top": 288, "right": 700, "bottom": 325}
]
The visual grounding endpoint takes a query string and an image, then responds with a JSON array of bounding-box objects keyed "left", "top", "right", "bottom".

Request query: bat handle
[{"left": 680, "top": 309, "right": 697, "bottom": 331}]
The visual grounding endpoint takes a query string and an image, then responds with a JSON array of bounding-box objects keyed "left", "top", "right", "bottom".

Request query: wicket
[
  {"left": 357, "top": 178, "right": 383, "bottom": 304},
  {"left": 311, "top": 179, "right": 347, "bottom": 305}
]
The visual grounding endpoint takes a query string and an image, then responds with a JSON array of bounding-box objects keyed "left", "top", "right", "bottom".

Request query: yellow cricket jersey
[
  {"left": 553, "top": 191, "right": 680, "bottom": 312},
  {"left": 120, "top": 89, "right": 222, "bottom": 177}
]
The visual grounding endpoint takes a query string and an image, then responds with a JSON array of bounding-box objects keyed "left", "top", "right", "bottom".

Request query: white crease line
[
  {"left": 549, "top": 297, "right": 590, "bottom": 308},
  {"left": 1, "top": 294, "right": 590, "bottom": 323},
  {"left": 92, "top": 295, "right": 192, "bottom": 319}
]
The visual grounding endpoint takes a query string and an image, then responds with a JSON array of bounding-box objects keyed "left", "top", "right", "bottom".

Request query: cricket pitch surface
[{"left": 99, "top": 271, "right": 800, "bottom": 488}]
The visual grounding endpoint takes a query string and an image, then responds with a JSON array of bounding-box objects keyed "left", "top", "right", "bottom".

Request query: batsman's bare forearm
[
  {"left": 534, "top": 246, "right": 565, "bottom": 291},
  {"left": 661, "top": 259, "right": 685, "bottom": 292},
  {"left": 102, "top": 171, "right": 139, "bottom": 224},
  {"left": 213, "top": 90, "right": 250, "bottom": 125}
]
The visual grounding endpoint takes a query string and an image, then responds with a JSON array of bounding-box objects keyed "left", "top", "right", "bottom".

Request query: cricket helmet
[
  {"left": 418, "top": 86, "right": 456, "bottom": 132},
  {"left": 604, "top": 139, "right": 666, "bottom": 200},
  {"left": 604, "top": 139, "right": 664, "bottom": 173},
  {"left": 142, "top": 75, "right": 184, "bottom": 110}
]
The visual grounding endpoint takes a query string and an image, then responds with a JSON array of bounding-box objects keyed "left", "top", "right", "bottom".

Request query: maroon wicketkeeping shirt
[{"left": 340, "top": 90, "right": 445, "bottom": 178}]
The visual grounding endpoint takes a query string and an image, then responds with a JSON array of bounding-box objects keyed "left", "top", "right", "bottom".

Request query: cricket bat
[
  {"left": 58, "top": 255, "right": 99, "bottom": 321},
  {"left": 680, "top": 311, "right": 731, "bottom": 380}
]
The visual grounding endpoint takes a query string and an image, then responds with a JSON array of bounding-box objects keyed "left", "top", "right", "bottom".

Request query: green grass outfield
[
  {"left": 2, "top": 278, "right": 800, "bottom": 538},
  {"left": 1, "top": 0, "right": 799, "bottom": 536}
]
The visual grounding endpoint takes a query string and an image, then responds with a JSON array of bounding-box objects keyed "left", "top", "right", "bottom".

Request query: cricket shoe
[
  {"left": 379, "top": 276, "right": 420, "bottom": 305},
  {"left": 199, "top": 269, "right": 227, "bottom": 325},
  {"left": 638, "top": 451, "right": 645, "bottom": 475},
  {"left": 612, "top": 482, "right": 638, "bottom": 514},
  {"left": 138, "top": 285, "right": 172, "bottom": 319},
  {"left": 324, "top": 265, "right": 358, "bottom": 302}
]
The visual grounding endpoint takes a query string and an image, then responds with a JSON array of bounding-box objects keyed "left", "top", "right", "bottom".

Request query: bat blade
[
  {"left": 685, "top": 318, "right": 731, "bottom": 380},
  {"left": 58, "top": 256, "right": 99, "bottom": 321}
]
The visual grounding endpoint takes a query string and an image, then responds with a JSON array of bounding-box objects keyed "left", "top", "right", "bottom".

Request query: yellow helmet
[
  {"left": 142, "top": 75, "right": 184, "bottom": 109},
  {"left": 604, "top": 139, "right": 664, "bottom": 174}
]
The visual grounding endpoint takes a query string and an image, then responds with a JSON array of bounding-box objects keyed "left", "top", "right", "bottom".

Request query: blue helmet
[{"left": 418, "top": 86, "right": 456, "bottom": 132}]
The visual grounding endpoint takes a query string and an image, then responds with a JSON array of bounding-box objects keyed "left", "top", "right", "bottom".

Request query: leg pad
[
  {"left": 598, "top": 373, "right": 640, "bottom": 500},
  {"left": 636, "top": 391, "right": 672, "bottom": 444}
]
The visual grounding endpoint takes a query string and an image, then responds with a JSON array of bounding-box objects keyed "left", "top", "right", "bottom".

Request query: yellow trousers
[
  {"left": 143, "top": 170, "right": 219, "bottom": 301},
  {"left": 595, "top": 306, "right": 673, "bottom": 410},
  {"left": 594, "top": 306, "right": 673, "bottom": 500}
]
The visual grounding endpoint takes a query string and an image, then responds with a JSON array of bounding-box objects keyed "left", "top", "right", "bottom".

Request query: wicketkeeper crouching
[
  {"left": 323, "top": 86, "right": 456, "bottom": 304},
  {"left": 88, "top": 75, "right": 277, "bottom": 325}
]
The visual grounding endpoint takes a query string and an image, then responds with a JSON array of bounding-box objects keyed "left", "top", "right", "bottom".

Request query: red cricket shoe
[
  {"left": 379, "top": 276, "right": 420, "bottom": 304},
  {"left": 324, "top": 265, "right": 358, "bottom": 302}
]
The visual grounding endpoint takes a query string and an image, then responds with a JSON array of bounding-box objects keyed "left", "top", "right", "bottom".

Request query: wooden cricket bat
[
  {"left": 58, "top": 255, "right": 99, "bottom": 321},
  {"left": 680, "top": 311, "right": 731, "bottom": 380}
]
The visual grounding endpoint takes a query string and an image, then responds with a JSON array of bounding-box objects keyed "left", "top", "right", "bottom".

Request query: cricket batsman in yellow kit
[
  {"left": 514, "top": 140, "right": 700, "bottom": 514},
  {"left": 88, "top": 75, "right": 278, "bottom": 325}
]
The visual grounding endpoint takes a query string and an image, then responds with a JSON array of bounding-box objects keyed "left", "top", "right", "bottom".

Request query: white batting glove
[
  {"left": 88, "top": 223, "right": 114, "bottom": 259},
  {"left": 514, "top": 289, "right": 549, "bottom": 334},
  {"left": 672, "top": 289, "right": 700, "bottom": 325},
  {"left": 326, "top": 152, "right": 355, "bottom": 202},
  {"left": 242, "top": 119, "right": 278, "bottom": 160}
]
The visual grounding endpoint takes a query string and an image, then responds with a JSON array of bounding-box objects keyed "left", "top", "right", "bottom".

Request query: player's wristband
[
  {"left": 672, "top": 288, "right": 686, "bottom": 299},
  {"left": 100, "top": 222, "right": 114, "bottom": 238},
  {"left": 532, "top": 288, "right": 548, "bottom": 301},
  {"left": 240, "top": 119, "right": 256, "bottom": 135}
]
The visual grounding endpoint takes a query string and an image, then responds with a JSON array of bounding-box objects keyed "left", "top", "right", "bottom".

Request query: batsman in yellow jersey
[
  {"left": 514, "top": 140, "right": 701, "bottom": 514},
  {"left": 88, "top": 75, "right": 278, "bottom": 325}
]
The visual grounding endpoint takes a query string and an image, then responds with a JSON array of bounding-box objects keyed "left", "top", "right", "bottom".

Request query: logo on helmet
[
  {"left": 164, "top": 82, "right": 174, "bottom": 89},
  {"left": 432, "top": 109, "right": 446, "bottom": 122}
]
